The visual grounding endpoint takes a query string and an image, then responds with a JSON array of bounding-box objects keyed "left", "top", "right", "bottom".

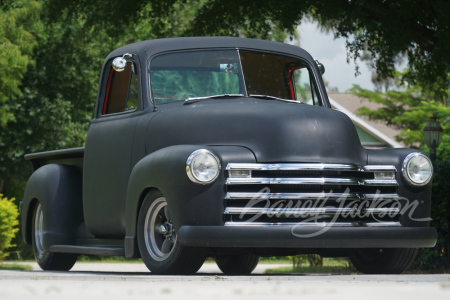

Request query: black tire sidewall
[
  {"left": 350, "top": 248, "right": 418, "bottom": 274},
  {"left": 215, "top": 254, "right": 260, "bottom": 275}
]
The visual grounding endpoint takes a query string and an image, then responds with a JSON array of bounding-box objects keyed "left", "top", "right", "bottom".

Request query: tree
[
  {"left": 351, "top": 81, "right": 450, "bottom": 161},
  {"left": 0, "top": 1, "right": 42, "bottom": 128},
  {"left": 46, "top": 0, "right": 450, "bottom": 97}
]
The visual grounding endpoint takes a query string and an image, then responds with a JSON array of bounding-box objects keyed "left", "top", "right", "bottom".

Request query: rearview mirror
[{"left": 315, "top": 60, "right": 325, "bottom": 75}]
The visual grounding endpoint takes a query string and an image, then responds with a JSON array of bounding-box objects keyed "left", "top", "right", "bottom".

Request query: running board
[{"left": 49, "top": 245, "right": 125, "bottom": 256}]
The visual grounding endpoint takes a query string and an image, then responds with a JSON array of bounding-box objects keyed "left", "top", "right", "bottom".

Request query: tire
[
  {"left": 350, "top": 248, "right": 418, "bottom": 274},
  {"left": 137, "top": 190, "right": 206, "bottom": 275},
  {"left": 215, "top": 254, "right": 260, "bottom": 275},
  {"left": 32, "top": 203, "right": 77, "bottom": 271}
]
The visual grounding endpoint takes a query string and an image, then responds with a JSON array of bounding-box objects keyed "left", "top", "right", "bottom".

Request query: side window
[
  {"left": 103, "top": 62, "right": 138, "bottom": 115},
  {"left": 292, "top": 68, "right": 320, "bottom": 106}
]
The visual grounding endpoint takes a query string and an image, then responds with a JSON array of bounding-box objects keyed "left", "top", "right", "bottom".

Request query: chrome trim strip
[
  {"left": 226, "top": 177, "right": 360, "bottom": 185},
  {"left": 365, "top": 208, "right": 400, "bottom": 214},
  {"left": 225, "top": 207, "right": 356, "bottom": 215},
  {"left": 225, "top": 192, "right": 401, "bottom": 201},
  {"left": 224, "top": 221, "right": 401, "bottom": 227},
  {"left": 226, "top": 163, "right": 398, "bottom": 172},
  {"left": 361, "top": 194, "right": 401, "bottom": 200},
  {"left": 225, "top": 192, "right": 361, "bottom": 200},
  {"left": 362, "top": 165, "right": 397, "bottom": 172},
  {"left": 361, "top": 179, "right": 399, "bottom": 186},
  {"left": 365, "top": 222, "right": 402, "bottom": 227},
  {"left": 226, "top": 163, "right": 360, "bottom": 171},
  {"left": 224, "top": 221, "right": 355, "bottom": 227},
  {"left": 224, "top": 207, "right": 400, "bottom": 215}
]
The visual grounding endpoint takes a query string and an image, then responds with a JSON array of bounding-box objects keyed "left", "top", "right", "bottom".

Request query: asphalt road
[{"left": 1, "top": 262, "right": 449, "bottom": 300}]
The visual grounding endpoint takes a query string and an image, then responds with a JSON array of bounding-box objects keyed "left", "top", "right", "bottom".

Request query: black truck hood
[{"left": 146, "top": 98, "right": 367, "bottom": 165}]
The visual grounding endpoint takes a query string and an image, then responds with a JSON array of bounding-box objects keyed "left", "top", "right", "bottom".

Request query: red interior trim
[
  {"left": 103, "top": 68, "right": 115, "bottom": 115},
  {"left": 286, "top": 66, "right": 304, "bottom": 100}
]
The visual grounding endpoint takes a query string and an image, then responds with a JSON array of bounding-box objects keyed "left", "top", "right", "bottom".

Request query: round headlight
[
  {"left": 402, "top": 153, "right": 433, "bottom": 186},
  {"left": 186, "top": 149, "right": 221, "bottom": 184}
]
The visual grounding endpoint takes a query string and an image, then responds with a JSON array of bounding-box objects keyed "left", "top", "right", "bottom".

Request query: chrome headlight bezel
[
  {"left": 186, "top": 149, "right": 221, "bottom": 184},
  {"left": 402, "top": 152, "right": 433, "bottom": 186}
]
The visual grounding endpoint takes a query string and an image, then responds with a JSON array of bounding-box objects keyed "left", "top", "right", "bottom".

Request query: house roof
[{"left": 328, "top": 93, "right": 403, "bottom": 148}]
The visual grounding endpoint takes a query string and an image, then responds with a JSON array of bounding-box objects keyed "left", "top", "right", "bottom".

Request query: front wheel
[
  {"left": 350, "top": 248, "right": 418, "bottom": 274},
  {"left": 32, "top": 203, "right": 77, "bottom": 271},
  {"left": 215, "top": 254, "right": 260, "bottom": 275},
  {"left": 137, "top": 191, "right": 206, "bottom": 274}
]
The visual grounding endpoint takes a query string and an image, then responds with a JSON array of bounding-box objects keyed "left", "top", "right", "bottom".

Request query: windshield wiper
[
  {"left": 184, "top": 94, "right": 245, "bottom": 105},
  {"left": 248, "top": 94, "right": 303, "bottom": 104}
]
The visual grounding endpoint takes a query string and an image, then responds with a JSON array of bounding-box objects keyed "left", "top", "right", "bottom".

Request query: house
[{"left": 328, "top": 93, "right": 403, "bottom": 149}]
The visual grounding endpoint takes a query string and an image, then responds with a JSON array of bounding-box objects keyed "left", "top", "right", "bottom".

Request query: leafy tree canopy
[
  {"left": 0, "top": 0, "right": 42, "bottom": 127},
  {"left": 351, "top": 78, "right": 450, "bottom": 161},
  {"left": 46, "top": 0, "right": 450, "bottom": 97}
]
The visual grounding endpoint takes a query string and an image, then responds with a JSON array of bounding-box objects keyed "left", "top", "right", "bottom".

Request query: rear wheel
[
  {"left": 215, "top": 254, "right": 260, "bottom": 275},
  {"left": 32, "top": 203, "right": 77, "bottom": 271},
  {"left": 137, "top": 190, "right": 206, "bottom": 274},
  {"left": 350, "top": 248, "right": 418, "bottom": 274}
]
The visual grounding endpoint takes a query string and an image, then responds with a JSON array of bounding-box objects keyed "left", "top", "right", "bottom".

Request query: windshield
[{"left": 150, "top": 50, "right": 321, "bottom": 105}]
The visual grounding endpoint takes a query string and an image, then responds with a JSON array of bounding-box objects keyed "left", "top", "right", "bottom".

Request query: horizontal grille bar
[
  {"left": 361, "top": 179, "right": 398, "bottom": 186},
  {"left": 225, "top": 192, "right": 401, "bottom": 201},
  {"left": 226, "top": 192, "right": 360, "bottom": 200},
  {"left": 224, "top": 207, "right": 400, "bottom": 215},
  {"left": 227, "top": 163, "right": 397, "bottom": 172},
  {"left": 362, "top": 165, "right": 397, "bottom": 172},
  {"left": 226, "top": 177, "right": 360, "bottom": 185},
  {"left": 226, "top": 163, "right": 360, "bottom": 171},
  {"left": 226, "top": 177, "right": 398, "bottom": 186},
  {"left": 224, "top": 221, "right": 401, "bottom": 227},
  {"left": 362, "top": 193, "right": 401, "bottom": 200}
]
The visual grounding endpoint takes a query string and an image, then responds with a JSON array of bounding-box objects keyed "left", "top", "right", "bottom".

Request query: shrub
[
  {"left": 0, "top": 194, "right": 19, "bottom": 261},
  {"left": 288, "top": 254, "right": 324, "bottom": 268},
  {"left": 413, "top": 160, "right": 450, "bottom": 270}
]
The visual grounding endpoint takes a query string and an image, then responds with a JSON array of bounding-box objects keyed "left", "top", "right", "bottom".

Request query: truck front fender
[
  {"left": 366, "top": 148, "right": 433, "bottom": 227},
  {"left": 124, "top": 145, "right": 255, "bottom": 258},
  {"left": 21, "top": 164, "right": 83, "bottom": 250}
]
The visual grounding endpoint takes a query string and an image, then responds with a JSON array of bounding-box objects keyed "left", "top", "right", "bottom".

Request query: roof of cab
[{"left": 105, "top": 37, "right": 315, "bottom": 63}]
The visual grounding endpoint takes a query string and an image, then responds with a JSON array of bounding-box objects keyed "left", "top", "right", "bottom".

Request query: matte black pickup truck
[{"left": 21, "top": 37, "right": 436, "bottom": 275}]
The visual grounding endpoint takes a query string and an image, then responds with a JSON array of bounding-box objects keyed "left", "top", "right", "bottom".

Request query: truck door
[{"left": 83, "top": 59, "right": 141, "bottom": 238}]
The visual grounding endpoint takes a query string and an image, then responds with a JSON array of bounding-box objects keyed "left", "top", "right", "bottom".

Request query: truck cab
[{"left": 21, "top": 37, "right": 436, "bottom": 275}]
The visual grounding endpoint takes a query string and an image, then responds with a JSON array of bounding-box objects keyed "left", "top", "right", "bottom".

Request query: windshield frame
[{"left": 148, "top": 48, "right": 325, "bottom": 107}]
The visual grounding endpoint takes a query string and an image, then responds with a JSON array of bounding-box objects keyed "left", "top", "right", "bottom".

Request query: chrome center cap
[
  {"left": 158, "top": 224, "right": 168, "bottom": 235},
  {"left": 158, "top": 223, "right": 173, "bottom": 237}
]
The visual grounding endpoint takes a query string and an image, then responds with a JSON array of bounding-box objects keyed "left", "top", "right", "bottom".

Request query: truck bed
[{"left": 25, "top": 147, "right": 84, "bottom": 171}]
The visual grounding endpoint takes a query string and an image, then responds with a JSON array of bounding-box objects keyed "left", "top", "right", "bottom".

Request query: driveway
[{"left": 1, "top": 262, "right": 449, "bottom": 300}]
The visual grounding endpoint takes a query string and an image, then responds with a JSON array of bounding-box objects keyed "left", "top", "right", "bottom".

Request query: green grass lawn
[
  {"left": 0, "top": 263, "right": 33, "bottom": 271},
  {"left": 265, "top": 265, "right": 357, "bottom": 275},
  {"left": 264, "top": 257, "right": 357, "bottom": 275},
  {"left": 5, "top": 256, "right": 447, "bottom": 274}
]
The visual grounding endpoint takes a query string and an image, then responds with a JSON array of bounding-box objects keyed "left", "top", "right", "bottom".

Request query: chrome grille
[{"left": 224, "top": 163, "right": 401, "bottom": 227}]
